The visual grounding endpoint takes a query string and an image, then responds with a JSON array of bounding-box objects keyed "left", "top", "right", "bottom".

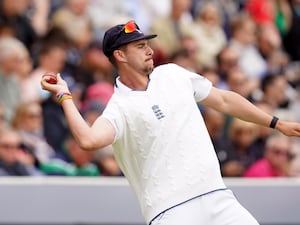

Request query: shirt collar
[
  {"left": 114, "top": 74, "right": 153, "bottom": 93},
  {"left": 115, "top": 76, "right": 133, "bottom": 92}
]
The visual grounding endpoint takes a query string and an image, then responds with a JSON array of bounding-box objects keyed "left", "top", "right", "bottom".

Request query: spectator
[
  {"left": 41, "top": 93, "right": 71, "bottom": 160},
  {"left": 191, "top": 0, "right": 244, "bottom": 38},
  {"left": 29, "top": 0, "right": 51, "bottom": 37},
  {"left": 256, "top": 23, "right": 290, "bottom": 75},
  {"left": 245, "top": 0, "right": 275, "bottom": 25},
  {"left": 82, "top": 100, "right": 122, "bottom": 176},
  {"left": 273, "top": 0, "right": 292, "bottom": 36},
  {"left": 124, "top": 0, "right": 172, "bottom": 34},
  {"left": 290, "top": 93, "right": 300, "bottom": 124},
  {"left": 150, "top": 0, "right": 194, "bottom": 64},
  {"left": 0, "top": 103, "right": 7, "bottom": 132},
  {"left": 75, "top": 41, "right": 115, "bottom": 87},
  {"left": 11, "top": 101, "right": 57, "bottom": 164},
  {"left": 202, "top": 107, "right": 225, "bottom": 144},
  {"left": 202, "top": 107, "right": 231, "bottom": 173},
  {"left": 267, "top": 48, "right": 290, "bottom": 76},
  {"left": 216, "top": 45, "right": 240, "bottom": 87},
  {"left": 222, "top": 67, "right": 259, "bottom": 139},
  {"left": 257, "top": 23, "right": 283, "bottom": 60},
  {"left": 0, "top": 127, "right": 43, "bottom": 176},
  {"left": 244, "top": 132, "right": 293, "bottom": 177},
  {"left": 81, "top": 99, "right": 106, "bottom": 126},
  {"left": 41, "top": 101, "right": 108, "bottom": 176},
  {"left": 51, "top": 0, "right": 91, "bottom": 33},
  {"left": 0, "top": 0, "right": 38, "bottom": 51},
  {"left": 51, "top": 0, "right": 94, "bottom": 81},
  {"left": 0, "top": 37, "right": 25, "bottom": 123},
  {"left": 94, "top": 144, "right": 123, "bottom": 176},
  {"left": 251, "top": 101, "right": 275, "bottom": 160},
  {"left": 260, "top": 74, "right": 290, "bottom": 110},
  {"left": 283, "top": 0, "right": 300, "bottom": 61},
  {"left": 288, "top": 140, "right": 300, "bottom": 177},
  {"left": 226, "top": 66, "right": 259, "bottom": 100},
  {"left": 228, "top": 12, "right": 268, "bottom": 80},
  {"left": 37, "top": 134, "right": 100, "bottom": 176},
  {"left": 63, "top": 134, "right": 100, "bottom": 176},
  {"left": 83, "top": 81, "right": 114, "bottom": 106},
  {"left": 169, "top": 35, "right": 202, "bottom": 73},
  {"left": 23, "top": 37, "right": 68, "bottom": 103},
  {"left": 200, "top": 67, "right": 220, "bottom": 87},
  {"left": 34, "top": 28, "right": 84, "bottom": 108},
  {"left": 190, "top": 1, "right": 227, "bottom": 67},
  {"left": 245, "top": 0, "right": 292, "bottom": 36},
  {"left": 88, "top": 0, "right": 132, "bottom": 40},
  {"left": 170, "top": 48, "right": 197, "bottom": 73},
  {"left": 221, "top": 118, "right": 259, "bottom": 177},
  {"left": 12, "top": 41, "right": 34, "bottom": 103}
]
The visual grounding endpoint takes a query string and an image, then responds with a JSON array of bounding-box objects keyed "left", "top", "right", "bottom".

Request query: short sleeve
[
  {"left": 190, "top": 72, "right": 212, "bottom": 102},
  {"left": 101, "top": 97, "right": 124, "bottom": 143},
  {"left": 166, "top": 64, "right": 212, "bottom": 102}
]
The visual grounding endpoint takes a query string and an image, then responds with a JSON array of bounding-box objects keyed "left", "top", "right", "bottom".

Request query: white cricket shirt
[{"left": 102, "top": 63, "right": 226, "bottom": 223}]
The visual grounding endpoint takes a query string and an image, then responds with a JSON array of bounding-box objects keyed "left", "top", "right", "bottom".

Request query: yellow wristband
[{"left": 56, "top": 92, "right": 72, "bottom": 104}]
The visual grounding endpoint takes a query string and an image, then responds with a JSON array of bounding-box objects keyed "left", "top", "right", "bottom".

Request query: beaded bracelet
[{"left": 56, "top": 91, "right": 72, "bottom": 104}]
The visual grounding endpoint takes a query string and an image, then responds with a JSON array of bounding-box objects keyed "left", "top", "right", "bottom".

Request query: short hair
[
  {"left": 107, "top": 45, "right": 128, "bottom": 68},
  {"left": 265, "top": 132, "right": 289, "bottom": 149},
  {"left": 0, "top": 37, "right": 28, "bottom": 62},
  {"left": 260, "top": 74, "right": 281, "bottom": 92},
  {"left": 229, "top": 12, "right": 254, "bottom": 36}
]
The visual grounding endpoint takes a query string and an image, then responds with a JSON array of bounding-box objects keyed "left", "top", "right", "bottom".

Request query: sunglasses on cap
[
  {"left": 102, "top": 20, "right": 157, "bottom": 57},
  {"left": 111, "top": 20, "right": 139, "bottom": 45}
]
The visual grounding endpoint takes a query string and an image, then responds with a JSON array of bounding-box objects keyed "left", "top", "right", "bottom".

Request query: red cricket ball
[
  {"left": 43, "top": 72, "right": 57, "bottom": 84},
  {"left": 48, "top": 77, "right": 57, "bottom": 84}
]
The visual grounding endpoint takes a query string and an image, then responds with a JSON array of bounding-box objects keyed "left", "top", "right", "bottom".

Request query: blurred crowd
[{"left": 0, "top": 0, "right": 300, "bottom": 178}]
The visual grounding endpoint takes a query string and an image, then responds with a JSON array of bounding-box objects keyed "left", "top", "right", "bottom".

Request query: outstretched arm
[
  {"left": 200, "top": 87, "right": 300, "bottom": 137},
  {"left": 41, "top": 73, "right": 115, "bottom": 151}
]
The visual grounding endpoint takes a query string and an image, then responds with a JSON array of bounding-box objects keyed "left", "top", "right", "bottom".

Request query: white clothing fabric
[
  {"left": 102, "top": 63, "right": 226, "bottom": 224},
  {"left": 150, "top": 189, "right": 259, "bottom": 225},
  {"left": 190, "top": 21, "right": 227, "bottom": 67},
  {"left": 229, "top": 40, "right": 267, "bottom": 80}
]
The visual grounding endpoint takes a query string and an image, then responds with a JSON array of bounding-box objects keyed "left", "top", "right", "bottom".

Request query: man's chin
[{"left": 144, "top": 66, "right": 154, "bottom": 75}]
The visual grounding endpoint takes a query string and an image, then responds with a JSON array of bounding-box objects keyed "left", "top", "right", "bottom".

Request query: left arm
[{"left": 200, "top": 87, "right": 300, "bottom": 137}]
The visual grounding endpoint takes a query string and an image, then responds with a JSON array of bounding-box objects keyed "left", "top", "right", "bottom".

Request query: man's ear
[{"left": 113, "top": 49, "right": 126, "bottom": 62}]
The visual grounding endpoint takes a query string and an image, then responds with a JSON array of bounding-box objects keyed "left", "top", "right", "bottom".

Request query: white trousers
[{"left": 150, "top": 189, "right": 260, "bottom": 225}]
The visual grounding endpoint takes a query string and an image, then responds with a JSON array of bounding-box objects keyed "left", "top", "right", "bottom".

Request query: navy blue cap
[{"left": 102, "top": 20, "right": 157, "bottom": 57}]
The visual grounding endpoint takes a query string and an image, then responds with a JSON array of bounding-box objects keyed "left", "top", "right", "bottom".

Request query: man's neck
[{"left": 118, "top": 70, "right": 150, "bottom": 91}]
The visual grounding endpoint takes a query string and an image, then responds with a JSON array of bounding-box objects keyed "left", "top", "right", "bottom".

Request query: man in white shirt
[{"left": 41, "top": 20, "right": 300, "bottom": 225}]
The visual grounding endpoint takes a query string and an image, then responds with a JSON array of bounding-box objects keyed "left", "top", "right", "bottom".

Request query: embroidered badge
[{"left": 152, "top": 105, "right": 165, "bottom": 120}]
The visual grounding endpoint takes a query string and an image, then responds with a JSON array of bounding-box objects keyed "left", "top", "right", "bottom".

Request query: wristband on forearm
[
  {"left": 269, "top": 116, "right": 279, "bottom": 129},
  {"left": 56, "top": 91, "right": 72, "bottom": 104}
]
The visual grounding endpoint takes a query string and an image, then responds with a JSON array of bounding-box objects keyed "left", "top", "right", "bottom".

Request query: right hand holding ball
[{"left": 42, "top": 72, "right": 57, "bottom": 84}]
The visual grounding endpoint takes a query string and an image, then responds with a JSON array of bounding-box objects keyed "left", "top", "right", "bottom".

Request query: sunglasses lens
[{"left": 124, "top": 21, "right": 136, "bottom": 33}]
